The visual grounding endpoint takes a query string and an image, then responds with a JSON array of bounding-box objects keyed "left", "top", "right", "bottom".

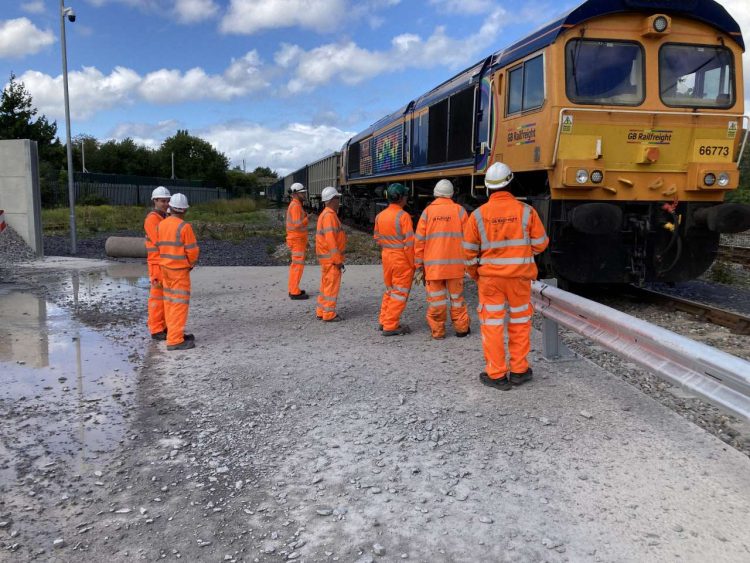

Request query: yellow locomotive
[{"left": 292, "top": 0, "right": 750, "bottom": 284}]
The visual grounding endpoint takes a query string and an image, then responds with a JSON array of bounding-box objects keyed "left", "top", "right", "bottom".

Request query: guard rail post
[{"left": 539, "top": 278, "right": 563, "bottom": 360}]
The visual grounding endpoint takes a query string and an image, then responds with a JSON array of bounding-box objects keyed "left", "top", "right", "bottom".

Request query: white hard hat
[
  {"left": 485, "top": 162, "right": 513, "bottom": 190},
  {"left": 169, "top": 193, "right": 189, "bottom": 211},
  {"left": 151, "top": 186, "right": 171, "bottom": 200},
  {"left": 321, "top": 186, "right": 342, "bottom": 202},
  {"left": 433, "top": 179, "right": 454, "bottom": 198},
  {"left": 290, "top": 182, "right": 307, "bottom": 193}
]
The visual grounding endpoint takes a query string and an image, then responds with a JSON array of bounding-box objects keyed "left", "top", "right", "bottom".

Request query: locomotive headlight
[
  {"left": 717, "top": 172, "right": 730, "bottom": 187},
  {"left": 704, "top": 173, "right": 717, "bottom": 186},
  {"left": 590, "top": 170, "right": 604, "bottom": 184},
  {"left": 653, "top": 15, "right": 669, "bottom": 32},
  {"left": 576, "top": 169, "right": 589, "bottom": 184}
]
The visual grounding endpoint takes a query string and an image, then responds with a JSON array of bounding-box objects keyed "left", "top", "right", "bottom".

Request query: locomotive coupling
[
  {"left": 570, "top": 203, "right": 623, "bottom": 235},
  {"left": 694, "top": 203, "right": 750, "bottom": 234}
]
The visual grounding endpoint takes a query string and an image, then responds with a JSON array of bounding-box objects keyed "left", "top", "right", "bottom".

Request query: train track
[
  {"left": 718, "top": 245, "right": 750, "bottom": 267},
  {"left": 628, "top": 286, "right": 750, "bottom": 336}
]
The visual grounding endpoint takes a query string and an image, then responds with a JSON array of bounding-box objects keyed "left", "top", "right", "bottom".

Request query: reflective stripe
[
  {"left": 462, "top": 241, "right": 479, "bottom": 250},
  {"left": 391, "top": 293, "right": 407, "bottom": 302},
  {"left": 381, "top": 243, "right": 407, "bottom": 249},
  {"left": 465, "top": 258, "right": 479, "bottom": 266},
  {"left": 377, "top": 234, "right": 403, "bottom": 242},
  {"left": 485, "top": 303, "right": 507, "bottom": 312},
  {"left": 317, "top": 249, "right": 341, "bottom": 258},
  {"left": 428, "top": 290, "right": 446, "bottom": 297},
  {"left": 184, "top": 243, "right": 198, "bottom": 250},
  {"left": 479, "top": 257, "right": 535, "bottom": 265},
  {"left": 287, "top": 227, "right": 307, "bottom": 232},
  {"left": 421, "top": 232, "right": 463, "bottom": 240},
  {"left": 393, "top": 285, "right": 410, "bottom": 293},
  {"left": 415, "top": 233, "right": 425, "bottom": 241},
  {"left": 428, "top": 299, "right": 447, "bottom": 307},
  {"left": 522, "top": 204, "right": 530, "bottom": 237},
  {"left": 510, "top": 315, "right": 531, "bottom": 324},
  {"left": 484, "top": 238, "right": 532, "bottom": 249},
  {"left": 156, "top": 241, "right": 183, "bottom": 247},
  {"left": 321, "top": 306, "right": 337, "bottom": 312},
  {"left": 423, "top": 259, "right": 465, "bottom": 266},
  {"left": 458, "top": 207, "right": 467, "bottom": 219},
  {"left": 287, "top": 218, "right": 305, "bottom": 225},
  {"left": 146, "top": 248, "right": 158, "bottom": 253},
  {"left": 510, "top": 304, "right": 529, "bottom": 313},
  {"left": 472, "top": 208, "right": 489, "bottom": 248},
  {"left": 149, "top": 296, "right": 164, "bottom": 301},
  {"left": 160, "top": 254, "right": 188, "bottom": 260},
  {"left": 450, "top": 294, "right": 462, "bottom": 300},
  {"left": 164, "top": 288, "right": 191, "bottom": 296},
  {"left": 175, "top": 221, "right": 186, "bottom": 244},
  {"left": 164, "top": 295, "right": 189, "bottom": 304},
  {"left": 451, "top": 302, "right": 465, "bottom": 308},
  {"left": 479, "top": 318, "right": 505, "bottom": 326},
  {"left": 291, "top": 251, "right": 305, "bottom": 256},
  {"left": 292, "top": 260, "right": 305, "bottom": 265},
  {"left": 321, "top": 294, "right": 338, "bottom": 302},
  {"left": 395, "top": 210, "right": 404, "bottom": 238},
  {"left": 531, "top": 235, "right": 548, "bottom": 245},
  {"left": 415, "top": 258, "right": 424, "bottom": 264},
  {"left": 419, "top": 211, "right": 428, "bottom": 222},
  {"left": 317, "top": 226, "right": 344, "bottom": 235}
]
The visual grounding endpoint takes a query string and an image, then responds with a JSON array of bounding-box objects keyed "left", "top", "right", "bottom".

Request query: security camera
[{"left": 63, "top": 7, "right": 76, "bottom": 22}]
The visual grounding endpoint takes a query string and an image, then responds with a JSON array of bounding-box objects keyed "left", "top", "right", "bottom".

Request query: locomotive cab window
[
  {"left": 659, "top": 44, "right": 734, "bottom": 108},
  {"left": 506, "top": 54, "right": 545, "bottom": 115},
  {"left": 566, "top": 39, "right": 644, "bottom": 105}
]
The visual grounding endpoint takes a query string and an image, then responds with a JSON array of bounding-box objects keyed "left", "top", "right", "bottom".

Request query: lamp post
[{"left": 60, "top": 0, "right": 77, "bottom": 254}]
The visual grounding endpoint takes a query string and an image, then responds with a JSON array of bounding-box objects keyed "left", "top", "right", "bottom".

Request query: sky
[{"left": 1, "top": 0, "right": 749, "bottom": 177}]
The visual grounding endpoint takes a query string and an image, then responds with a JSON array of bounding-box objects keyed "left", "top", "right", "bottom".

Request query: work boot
[
  {"left": 378, "top": 324, "right": 383, "bottom": 331},
  {"left": 151, "top": 330, "right": 167, "bottom": 341},
  {"left": 383, "top": 324, "right": 411, "bottom": 336},
  {"left": 455, "top": 327, "right": 471, "bottom": 338},
  {"left": 183, "top": 333, "right": 195, "bottom": 341},
  {"left": 479, "top": 372, "right": 512, "bottom": 391},
  {"left": 167, "top": 339, "right": 195, "bottom": 351},
  {"left": 432, "top": 334, "right": 445, "bottom": 340},
  {"left": 510, "top": 368, "right": 533, "bottom": 386},
  {"left": 289, "top": 292, "right": 309, "bottom": 300},
  {"left": 323, "top": 315, "right": 343, "bottom": 322}
]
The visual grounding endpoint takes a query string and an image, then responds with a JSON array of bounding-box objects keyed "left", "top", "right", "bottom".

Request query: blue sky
[{"left": 1, "top": 0, "right": 748, "bottom": 176}]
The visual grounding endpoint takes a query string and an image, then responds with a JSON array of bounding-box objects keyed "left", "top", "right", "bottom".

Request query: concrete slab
[{"left": 122, "top": 265, "right": 750, "bottom": 562}]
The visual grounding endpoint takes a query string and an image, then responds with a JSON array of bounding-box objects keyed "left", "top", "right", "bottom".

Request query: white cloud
[
  {"left": 429, "top": 0, "right": 493, "bottom": 14},
  {"left": 720, "top": 0, "right": 750, "bottom": 114},
  {"left": 0, "top": 18, "right": 55, "bottom": 59},
  {"left": 281, "top": 7, "right": 507, "bottom": 93},
  {"left": 21, "top": 1, "right": 46, "bottom": 14},
  {"left": 17, "top": 51, "right": 269, "bottom": 120},
  {"left": 221, "top": 0, "right": 346, "bottom": 34},
  {"left": 174, "top": 0, "right": 220, "bottom": 24},
  {"left": 200, "top": 121, "right": 353, "bottom": 175},
  {"left": 110, "top": 119, "right": 182, "bottom": 147}
]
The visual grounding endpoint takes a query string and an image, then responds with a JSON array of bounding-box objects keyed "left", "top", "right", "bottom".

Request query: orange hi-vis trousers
[
  {"left": 147, "top": 263, "right": 166, "bottom": 335},
  {"left": 317, "top": 264, "right": 342, "bottom": 320},
  {"left": 425, "top": 278, "right": 469, "bottom": 339},
  {"left": 161, "top": 267, "right": 192, "bottom": 346},
  {"left": 477, "top": 276, "right": 533, "bottom": 378},
  {"left": 378, "top": 253, "right": 414, "bottom": 331},
  {"left": 287, "top": 238, "right": 306, "bottom": 295}
]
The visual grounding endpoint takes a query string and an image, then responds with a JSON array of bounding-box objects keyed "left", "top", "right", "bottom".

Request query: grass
[{"left": 42, "top": 198, "right": 280, "bottom": 241}]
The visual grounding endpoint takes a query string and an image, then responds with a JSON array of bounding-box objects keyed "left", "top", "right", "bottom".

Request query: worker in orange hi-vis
[
  {"left": 144, "top": 186, "right": 171, "bottom": 340},
  {"left": 374, "top": 183, "right": 415, "bottom": 336},
  {"left": 315, "top": 187, "right": 347, "bottom": 322},
  {"left": 157, "top": 193, "right": 200, "bottom": 351},
  {"left": 286, "top": 182, "right": 310, "bottom": 300},
  {"left": 414, "top": 179, "right": 470, "bottom": 340},
  {"left": 464, "top": 162, "right": 549, "bottom": 391}
]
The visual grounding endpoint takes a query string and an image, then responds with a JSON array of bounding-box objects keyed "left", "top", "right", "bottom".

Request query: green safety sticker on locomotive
[
  {"left": 561, "top": 115, "right": 573, "bottom": 134},
  {"left": 626, "top": 129, "right": 673, "bottom": 145},
  {"left": 728, "top": 121, "right": 737, "bottom": 139}
]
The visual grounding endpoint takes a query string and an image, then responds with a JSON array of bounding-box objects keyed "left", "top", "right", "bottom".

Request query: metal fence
[{"left": 44, "top": 173, "right": 226, "bottom": 207}]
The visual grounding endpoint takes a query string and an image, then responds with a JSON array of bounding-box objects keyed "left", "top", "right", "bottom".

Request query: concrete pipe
[{"left": 105, "top": 236, "right": 147, "bottom": 258}]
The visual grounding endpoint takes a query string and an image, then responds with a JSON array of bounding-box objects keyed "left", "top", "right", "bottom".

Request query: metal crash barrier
[{"left": 532, "top": 280, "right": 750, "bottom": 421}]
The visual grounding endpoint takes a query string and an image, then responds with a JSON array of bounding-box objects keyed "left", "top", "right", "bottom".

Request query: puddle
[{"left": 0, "top": 265, "right": 149, "bottom": 485}]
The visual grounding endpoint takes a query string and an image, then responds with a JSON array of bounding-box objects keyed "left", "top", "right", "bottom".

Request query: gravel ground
[
  {"left": 0, "top": 226, "right": 37, "bottom": 264},
  {"left": 4, "top": 265, "right": 750, "bottom": 562}
]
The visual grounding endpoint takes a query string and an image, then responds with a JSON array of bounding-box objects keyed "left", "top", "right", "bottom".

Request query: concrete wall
[{"left": 0, "top": 139, "right": 43, "bottom": 257}]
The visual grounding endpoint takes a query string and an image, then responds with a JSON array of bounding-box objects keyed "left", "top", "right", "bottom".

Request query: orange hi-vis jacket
[
  {"left": 144, "top": 210, "right": 166, "bottom": 265},
  {"left": 286, "top": 198, "right": 308, "bottom": 240},
  {"left": 373, "top": 204, "right": 415, "bottom": 268},
  {"left": 316, "top": 207, "right": 346, "bottom": 265},
  {"left": 463, "top": 191, "right": 549, "bottom": 280},
  {"left": 415, "top": 198, "right": 468, "bottom": 280},
  {"left": 157, "top": 216, "right": 200, "bottom": 270}
]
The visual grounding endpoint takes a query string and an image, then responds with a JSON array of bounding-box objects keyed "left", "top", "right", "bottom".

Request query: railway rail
[
  {"left": 718, "top": 245, "right": 750, "bottom": 268},
  {"left": 628, "top": 286, "right": 750, "bottom": 335}
]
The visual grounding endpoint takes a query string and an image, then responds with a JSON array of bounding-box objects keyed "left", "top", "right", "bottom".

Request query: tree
[{"left": 158, "top": 130, "right": 229, "bottom": 187}]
